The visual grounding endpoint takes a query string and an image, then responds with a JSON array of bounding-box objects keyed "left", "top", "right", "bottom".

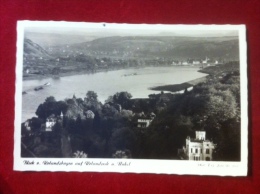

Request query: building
[
  {"left": 24, "top": 120, "right": 31, "bottom": 131},
  {"left": 193, "top": 60, "right": 201, "bottom": 65},
  {"left": 137, "top": 113, "right": 156, "bottom": 128},
  {"left": 45, "top": 112, "right": 63, "bottom": 132},
  {"left": 202, "top": 57, "right": 209, "bottom": 64},
  {"left": 45, "top": 114, "right": 57, "bottom": 132},
  {"left": 178, "top": 131, "right": 215, "bottom": 161},
  {"left": 85, "top": 110, "right": 95, "bottom": 119},
  {"left": 137, "top": 118, "right": 153, "bottom": 128},
  {"left": 182, "top": 61, "right": 188, "bottom": 65}
]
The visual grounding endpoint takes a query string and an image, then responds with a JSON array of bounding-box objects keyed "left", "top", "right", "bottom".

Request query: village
[{"left": 23, "top": 54, "right": 222, "bottom": 80}]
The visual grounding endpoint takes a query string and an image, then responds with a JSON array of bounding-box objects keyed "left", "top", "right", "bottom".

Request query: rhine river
[{"left": 21, "top": 66, "right": 207, "bottom": 122}]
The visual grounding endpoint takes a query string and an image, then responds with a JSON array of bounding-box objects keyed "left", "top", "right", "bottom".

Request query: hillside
[
  {"left": 22, "top": 37, "right": 240, "bottom": 80},
  {"left": 65, "top": 36, "right": 239, "bottom": 60},
  {"left": 23, "top": 38, "right": 51, "bottom": 59}
]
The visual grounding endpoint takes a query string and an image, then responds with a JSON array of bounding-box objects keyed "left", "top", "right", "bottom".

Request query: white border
[{"left": 14, "top": 21, "right": 248, "bottom": 176}]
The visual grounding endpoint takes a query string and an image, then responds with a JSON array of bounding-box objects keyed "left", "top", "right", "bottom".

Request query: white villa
[
  {"left": 137, "top": 112, "right": 156, "bottom": 128},
  {"left": 137, "top": 118, "right": 152, "bottom": 128},
  {"left": 179, "top": 131, "right": 215, "bottom": 161},
  {"left": 45, "top": 114, "right": 57, "bottom": 132},
  {"left": 45, "top": 112, "right": 63, "bottom": 132}
]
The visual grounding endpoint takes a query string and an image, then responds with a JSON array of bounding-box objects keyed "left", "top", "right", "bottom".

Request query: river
[{"left": 22, "top": 66, "right": 207, "bottom": 122}]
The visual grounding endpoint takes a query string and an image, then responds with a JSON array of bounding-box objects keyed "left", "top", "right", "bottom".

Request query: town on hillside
[{"left": 22, "top": 35, "right": 239, "bottom": 80}]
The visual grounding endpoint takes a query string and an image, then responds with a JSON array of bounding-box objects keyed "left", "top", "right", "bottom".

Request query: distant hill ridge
[
  {"left": 24, "top": 36, "right": 239, "bottom": 61},
  {"left": 68, "top": 36, "right": 239, "bottom": 60}
]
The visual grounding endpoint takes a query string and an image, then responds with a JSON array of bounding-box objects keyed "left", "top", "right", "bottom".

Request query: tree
[
  {"left": 84, "top": 91, "right": 102, "bottom": 112},
  {"left": 51, "top": 67, "right": 60, "bottom": 75},
  {"left": 35, "top": 96, "right": 67, "bottom": 120},
  {"left": 102, "top": 104, "right": 118, "bottom": 118},
  {"left": 85, "top": 91, "right": 98, "bottom": 102},
  {"left": 107, "top": 92, "right": 132, "bottom": 110},
  {"left": 109, "top": 127, "right": 136, "bottom": 156}
]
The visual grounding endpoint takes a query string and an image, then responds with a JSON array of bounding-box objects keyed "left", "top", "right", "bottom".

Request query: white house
[
  {"left": 193, "top": 61, "right": 200, "bottom": 65},
  {"left": 45, "top": 112, "right": 63, "bottom": 132},
  {"left": 45, "top": 114, "right": 57, "bottom": 132},
  {"left": 179, "top": 131, "right": 215, "bottom": 161},
  {"left": 202, "top": 57, "right": 209, "bottom": 64},
  {"left": 137, "top": 118, "right": 153, "bottom": 128},
  {"left": 182, "top": 61, "right": 188, "bottom": 65},
  {"left": 85, "top": 110, "right": 95, "bottom": 119},
  {"left": 137, "top": 113, "right": 156, "bottom": 128},
  {"left": 24, "top": 120, "right": 31, "bottom": 131}
]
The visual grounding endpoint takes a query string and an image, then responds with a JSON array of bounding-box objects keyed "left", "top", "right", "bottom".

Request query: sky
[
  {"left": 25, "top": 27, "right": 238, "bottom": 38},
  {"left": 24, "top": 22, "right": 239, "bottom": 37},
  {"left": 22, "top": 22, "right": 240, "bottom": 47}
]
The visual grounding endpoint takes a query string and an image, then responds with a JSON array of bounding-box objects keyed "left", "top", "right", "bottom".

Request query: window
[
  {"left": 206, "top": 149, "right": 210, "bottom": 154},
  {"left": 194, "top": 156, "right": 200, "bottom": 161},
  {"left": 195, "top": 148, "right": 198, "bottom": 153},
  {"left": 191, "top": 148, "right": 193, "bottom": 153}
]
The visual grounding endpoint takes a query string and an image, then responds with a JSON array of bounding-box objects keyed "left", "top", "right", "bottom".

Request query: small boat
[
  {"left": 34, "top": 86, "right": 44, "bottom": 91},
  {"left": 43, "top": 82, "right": 51, "bottom": 86}
]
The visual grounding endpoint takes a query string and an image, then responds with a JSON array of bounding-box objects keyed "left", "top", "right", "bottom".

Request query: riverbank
[
  {"left": 22, "top": 65, "right": 202, "bottom": 81},
  {"left": 150, "top": 76, "right": 208, "bottom": 93},
  {"left": 23, "top": 69, "right": 110, "bottom": 81}
]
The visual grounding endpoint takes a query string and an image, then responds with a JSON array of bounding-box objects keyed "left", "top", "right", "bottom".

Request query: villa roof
[
  {"left": 189, "top": 138, "right": 212, "bottom": 143},
  {"left": 138, "top": 117, "right": 152, "bottom": 120}
]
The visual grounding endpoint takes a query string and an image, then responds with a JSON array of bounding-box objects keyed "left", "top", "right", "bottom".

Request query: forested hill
[
  {"left": 67, "top": 36, "right": 239, "bottom": 60},
  {"left": 25, "top": 34, "right": 239, "bottom": 61}
]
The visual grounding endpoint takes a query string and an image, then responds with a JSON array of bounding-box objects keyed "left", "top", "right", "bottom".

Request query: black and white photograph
[{"left": 14, "top": 21, "right": 247, "bottom": 175}]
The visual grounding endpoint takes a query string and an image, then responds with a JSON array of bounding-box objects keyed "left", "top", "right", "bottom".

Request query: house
[
  {"left": 182, "top": 61, "right": 188, "bottom": 65},
  {"left": 85, "top": 110, "right": 95, "bottom": 119},
  {"left": 137, "top": 118, "right": 153, "bottom": 128},
  {"left": 24, "top": 120, "right": 31, "bottom": 131},
  {"left": 178, "top": 131, "right": 215, "bottom": 161},
  {"left": 193, "top": 60, "right": 201, "bottom": 65},
  {"left": 45, "top": 114, "right": 57, "bottom": 132},
  {"left": 202, "top": 57, "right": 209, "bottom": 64},
  {"left": 137, "top": 113, "right": 156, "bottom": 128},
  {"left": 45, "top": 112, "right": 64, "bottom": 132}
]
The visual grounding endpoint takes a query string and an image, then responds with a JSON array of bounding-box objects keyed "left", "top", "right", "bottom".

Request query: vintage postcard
[{"left": 14, "top": 21, "right": 248, "bottom": 176}]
